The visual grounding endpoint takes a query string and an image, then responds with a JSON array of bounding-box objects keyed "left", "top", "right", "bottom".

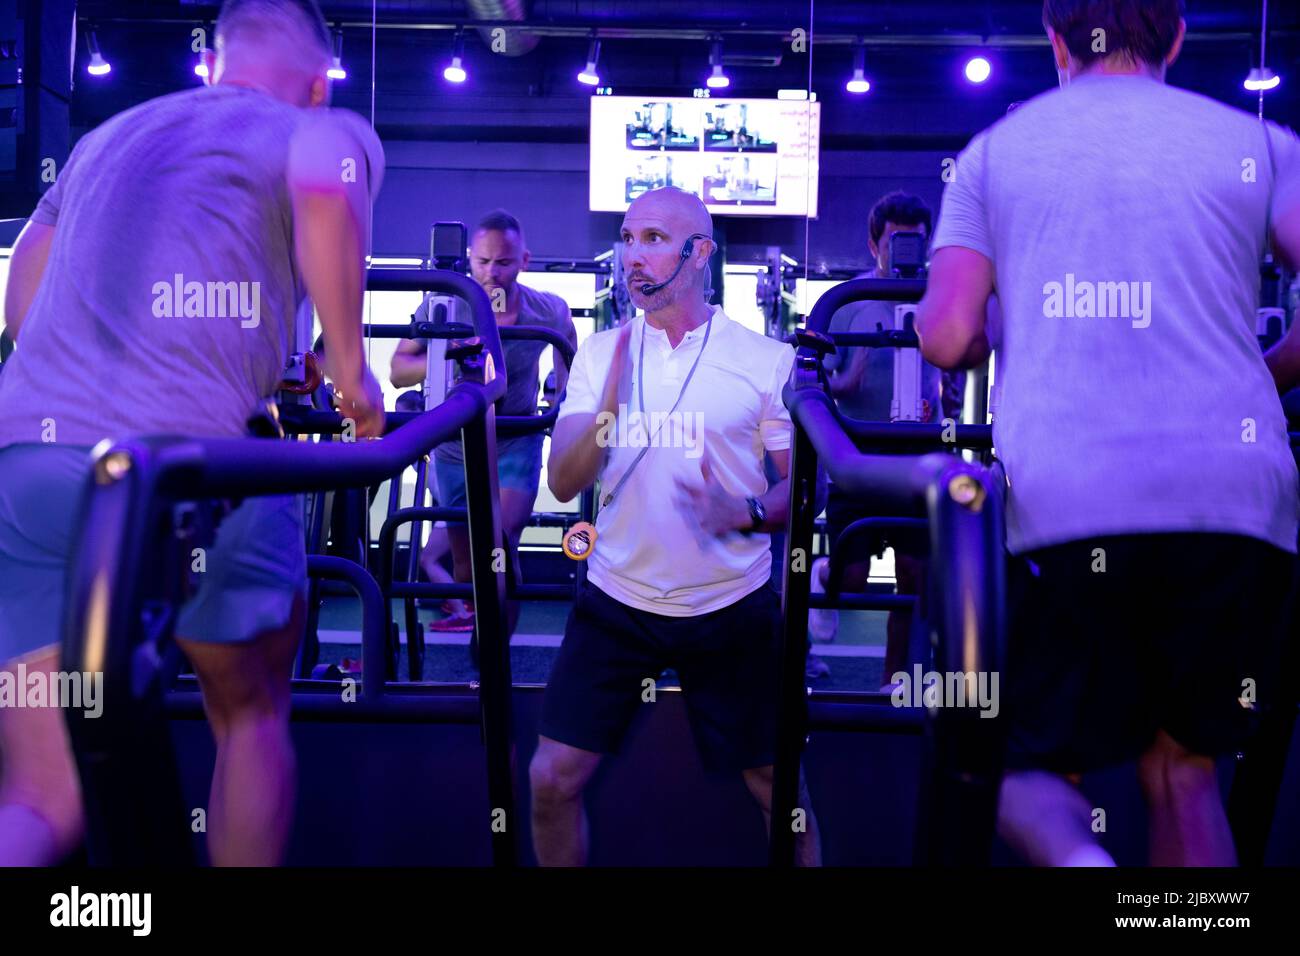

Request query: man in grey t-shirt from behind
[
  {"left": 0, "top": 0, "right": 385, "bottom": 866},
  {"left": 918, "top": 0, "right": 1300, "bottom": 866}
]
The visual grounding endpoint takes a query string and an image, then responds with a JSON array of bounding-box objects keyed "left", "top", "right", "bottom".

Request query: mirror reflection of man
[
  {"left": 812, "top": 192, "right": 944, "bottom": 683},
  {"left": 391, "top": 210, "right": 577, "bottom": 643}
]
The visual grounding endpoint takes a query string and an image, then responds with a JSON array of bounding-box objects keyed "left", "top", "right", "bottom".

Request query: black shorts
[
  {"left": 539, "top": 581, "right": 789, "bottom": 772},
  {"left": 1004, "top": 533, "right": 1297, "bottom": 774}
]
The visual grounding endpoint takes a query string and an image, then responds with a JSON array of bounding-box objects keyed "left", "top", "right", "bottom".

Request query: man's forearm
[
  {"left": 954, "top": 333, "right": 992, "bottom": 370},
  {"left": 549, "top": 347, "right": 624, "bottom": 500},
  {"left": 3, "top": 220, "right": 55, "bottom": 341},
  {"left": 921, "top": 328, "right": 992, "bottom": 371},
  {"left": 295, "top": 190, "right": 366, "bottom": 389},
  {"left": 756, "top": 477, "right": 790, "bottom": 533},
  {"left": 390, "top": 352, "right": 427, "bottom": 388},
  {"left": 548, "top": 418, "right": 611, "bottom": 502},
  {"left": 1265, "top": 338, "right": 1300, "bottom": 394},
  {"left": 553, "top": 363, "right": 571, "bottom": 402}
]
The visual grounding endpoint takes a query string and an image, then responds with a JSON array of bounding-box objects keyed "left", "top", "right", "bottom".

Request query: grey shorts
[{"left": 0, "top": 442, "right": 306, "bottom": 662}]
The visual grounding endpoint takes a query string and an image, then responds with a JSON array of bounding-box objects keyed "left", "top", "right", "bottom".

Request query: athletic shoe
[
  {"left": 428, "top": 613, "right": 475, "bottom": 633},
  {"left": 805, "top": 652, "right": 831, "bottom": 680}
]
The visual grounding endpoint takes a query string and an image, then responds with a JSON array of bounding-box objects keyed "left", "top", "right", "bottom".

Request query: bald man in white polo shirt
[{"left": 528, "top": 187, "right": 820, "bottom": 866}]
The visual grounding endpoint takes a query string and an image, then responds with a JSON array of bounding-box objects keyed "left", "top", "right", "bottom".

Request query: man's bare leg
[
  {"left": 499, "top": 486, "right": 539, "bottom": 637},
  {"left": 997, "top": 770, "right": 1115, "bottom": 866},
  {"left": 1138, "top": 729, "right": 1235, "bottom": 866},
  {"left": 449, "top": 486, "right": 537, "bottom": 639},
  {"left": 0, "top": 646, "right": 84, "bottom": 866},
  {"left": 176, "top": 595, "right": 304, "bottom": 867},
  {"left": 419, "top": 527, "right": 466, "bottom": 616},
  {"left": 529, "top": 735, "right": 603, "bottom": 866},
  {"left": 741, "top": 764, "right": 822, "bottom": 866}
]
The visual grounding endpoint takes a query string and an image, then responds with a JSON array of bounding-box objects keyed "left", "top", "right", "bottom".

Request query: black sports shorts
[
  {"left": 1003, "top": 532, "right": 1296, "bottom": 773},
  {"left": 539, "top": 580, "right": 792, "bottom": 772}
]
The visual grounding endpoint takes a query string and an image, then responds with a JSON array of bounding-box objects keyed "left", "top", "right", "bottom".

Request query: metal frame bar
[
  {"left": 770, "top": 276, "right": 1006, "bottom": 867},
  {"left": 60, "top": 270, "right": 520, "bottom": 866}
]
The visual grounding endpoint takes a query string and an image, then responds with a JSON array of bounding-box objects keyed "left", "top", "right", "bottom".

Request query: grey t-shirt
[
  {"left": 826, "top": 269, "right": 942, "bottom": 422},
  {"left": 932, "top": 72, "right": 1300, "bottom": 554},
  {"left": 425, "top": 281, "right": 576, "bottom": 463},
  {"left": 0, "top": 85, "right": 383, "bottom": 448}
]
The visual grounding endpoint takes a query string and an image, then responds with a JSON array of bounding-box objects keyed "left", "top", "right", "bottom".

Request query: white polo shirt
[{"left": 556, "top": 306, "right": 795, "bottom": 617}]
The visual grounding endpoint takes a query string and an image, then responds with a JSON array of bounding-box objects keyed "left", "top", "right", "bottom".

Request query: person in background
[
  {"left": 391, "top": 209, "right": 577, "bottom": 648},
  {"left": 811, "top": 191, "right": 944, "bottom": 686}
]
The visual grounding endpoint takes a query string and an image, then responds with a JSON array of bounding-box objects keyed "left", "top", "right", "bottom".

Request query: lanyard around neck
[{"left": 601, "top": 314, "right": 713, "bottom": 508}]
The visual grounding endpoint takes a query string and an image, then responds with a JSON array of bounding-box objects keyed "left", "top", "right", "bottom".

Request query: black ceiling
[{"left": 69, "top": 1, "right": 1300, "bottom": 145}]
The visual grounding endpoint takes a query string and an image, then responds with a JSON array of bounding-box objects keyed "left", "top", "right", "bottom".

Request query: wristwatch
[{"left": 744, "top": 496, "right": 767, "bottom": 534}]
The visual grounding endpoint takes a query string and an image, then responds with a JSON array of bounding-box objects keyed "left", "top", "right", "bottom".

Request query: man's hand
[
  {"left": 334, "top": 367, "right": 386, "bottom": 438},
  {"left": 674, "top": 454, "right": 750, "bottom": 537}
]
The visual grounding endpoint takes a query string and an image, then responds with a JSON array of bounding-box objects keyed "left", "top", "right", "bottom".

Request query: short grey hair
[{"left": 216, "top": 0, "right": 331, "bottom": 59}]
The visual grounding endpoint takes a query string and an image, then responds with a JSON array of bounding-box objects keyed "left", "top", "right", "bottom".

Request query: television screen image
[
  {"left": 702, "top": 154, "right": 777, "bottom": 206},
  {"left": 702, "top": 103, "right": 779, "bottom": 152},
  {"left": 590, "top": 95, "right": 819, "bottom": 217},
  {"left": 625, "top": 154, "right": 682, "bottom": 201},
  {"left": 624, "top": 101, "right": 702, "bottom": 151}
]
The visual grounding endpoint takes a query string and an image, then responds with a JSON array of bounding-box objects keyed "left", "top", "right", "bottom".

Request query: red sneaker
[{"left": 428, "top": 613, "right": 475, "bottom": 633}]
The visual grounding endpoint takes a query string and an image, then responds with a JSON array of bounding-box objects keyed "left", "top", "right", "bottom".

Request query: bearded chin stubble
[{"left": 628, "top": 281, "right": 676, "bottom": 313}]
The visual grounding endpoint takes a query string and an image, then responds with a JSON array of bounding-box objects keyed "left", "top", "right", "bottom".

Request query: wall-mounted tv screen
[{"left": 589, "top": 96, "right": 820, "bottom": 217}]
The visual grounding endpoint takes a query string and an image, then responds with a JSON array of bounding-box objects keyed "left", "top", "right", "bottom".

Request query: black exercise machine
[
  {"left": 771, "top": 277, "right": 1005, "bottom": 866},
  {"left": 59, "top": 269, "right": 520, "bottom": 866}
]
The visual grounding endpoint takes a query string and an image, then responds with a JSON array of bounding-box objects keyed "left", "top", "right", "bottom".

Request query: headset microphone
[{"left": 638, "top": 234, "right": 706, "bottom": 296}]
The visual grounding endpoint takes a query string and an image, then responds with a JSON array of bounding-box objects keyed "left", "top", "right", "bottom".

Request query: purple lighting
[
  {"left": 846, "top": 42, "right": 870, "bottom": 94},
  {"left": 577, "top": 37, "right": 601, "bottom": 87},
  {"left": 964, "top": 56, "right": 992, "bottom": 84},
  {"left": 705, "top": 38, "right": 729, "bottom": 90},
  {"left": 86, "top": 31, "right": 111, "bottom": 77},
  {"left": 443, "top": 29, "right": 467, "bottom": 85},
  {"left": 1244, "top": 68, "right": 1280, "bottom": 91}
]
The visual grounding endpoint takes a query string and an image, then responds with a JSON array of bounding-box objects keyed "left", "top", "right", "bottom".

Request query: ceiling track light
[
  {"left": 964, "top": 54, "right": 992, "bottom": 84},
  {"left": 706, "top": 36, "right": 729, "bottom": 90},
  {"left": 443, "top": 27, "right": 467, "bottom": 84},
  {"left": 328, "top": 29, "right": 347, "bottom": 80},
  {"left": 1245, "top": 0, "right": 1280, "bottom": 97},
  {"left": 846, "top": 40, "right": 870, "bottom": 94},
  {"left": 194, "top": 21, "right": 212, "bottom": 79},
  {"left": 1244, "top": 67, "right": 1280, "bottom": 91},
  {"left": 86, "top": 29, "right": 111, "bottom": 76},
  {"left": 578, "top": 35, "right": 601, "bottom": 86}
]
